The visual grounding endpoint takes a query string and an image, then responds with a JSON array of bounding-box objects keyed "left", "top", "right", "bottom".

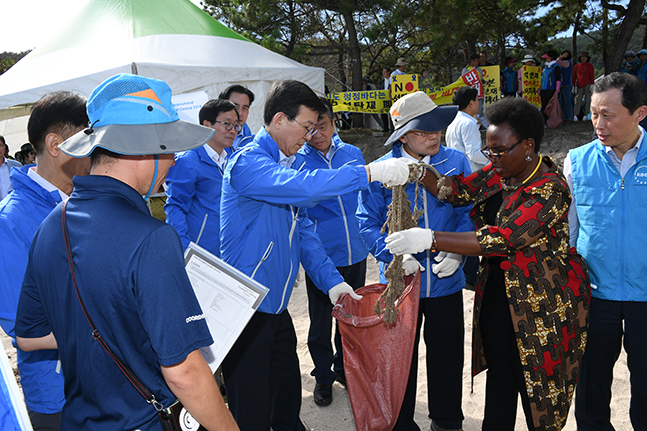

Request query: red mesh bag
[{"left": 331, "top": 272, "right": 421, "bottom": 431}]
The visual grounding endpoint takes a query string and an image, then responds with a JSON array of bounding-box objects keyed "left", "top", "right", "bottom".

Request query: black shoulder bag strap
[{"left": 60, "top": 200, "right": 165, "bottom": 412}]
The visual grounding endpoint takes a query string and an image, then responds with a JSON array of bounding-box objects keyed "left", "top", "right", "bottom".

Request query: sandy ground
[{"left": 0, "top": 120, "right": 634, "bottom": 430}]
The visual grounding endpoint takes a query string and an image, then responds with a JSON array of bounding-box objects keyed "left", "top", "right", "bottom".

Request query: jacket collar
[
  {"left": 255, "top": 127, "right": 282, "bottom": 163},
  {"left": 72, "top": 175, "right": 151, "bottom": 216},
  {"left": 9, "top": 165, "right": 62, "bottom": 206}
]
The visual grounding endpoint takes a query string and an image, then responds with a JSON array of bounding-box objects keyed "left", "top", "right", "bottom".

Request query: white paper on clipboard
[{"left": 184, "top": 242, "right": 268, "bottom": 372}]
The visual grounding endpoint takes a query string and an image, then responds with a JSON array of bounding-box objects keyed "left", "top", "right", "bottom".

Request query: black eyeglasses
[
  {"left": 214, "top": 121, "right": 241, "bottom": 132},
  {"left": 294, "top": 118, "right": 318, "bottom": 138},
  {"left": 480, "top": 139, "right": 524, "bottom": 160}
]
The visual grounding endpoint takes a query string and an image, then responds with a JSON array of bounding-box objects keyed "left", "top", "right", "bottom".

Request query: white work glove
[
  {"left": 385, "top": 227, "right": 433, "bottom": 256},
  {"left": 432, "top": 252, "right": 462, "bottom": 278},
  {"left": 402, "top": 254, "right": 425, "bottom": 276},
  {"left": 368, "top": 158, "right": 415, "bottom": 187},
  {"left": 328, "top": 282, "right": 363, "bottom": 304}
]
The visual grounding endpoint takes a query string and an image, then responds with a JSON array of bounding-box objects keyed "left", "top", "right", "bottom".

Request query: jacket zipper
[
  {"left": 251, "top": 241, "right": 274, "bottom": 279},
  {"left": 278, "top": 206, "right": 298, "bottom": 311},
  {"left": 195, "top": 214, "right": 208, "bottom": 246}
]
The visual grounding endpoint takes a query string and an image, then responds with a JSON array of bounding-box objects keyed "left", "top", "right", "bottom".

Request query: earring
[{"left": 525, "top": 154, "right": 532, "bottom": 162}]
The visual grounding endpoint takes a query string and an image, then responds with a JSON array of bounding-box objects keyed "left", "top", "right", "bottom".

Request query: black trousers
[
  {"left": 393, "top": 291, "right": 465, "bottom": 431},
  {"left": 540, "top": 89, "right": 556, "bottom": 123},
  {"left": 479, "top": 266, "right": 535, "bottom": 431},
  {"left": 575, "top": 297, "right": 647, "bottom": 431},
  {"left": 28, "top": 409, "right": 62, "bottom": 431},
  {"left": 222, "top": 310, "right": 305, "bottom": 431},
  {"left": 305, "top": 259, "right": 366, "bottom": 385}
]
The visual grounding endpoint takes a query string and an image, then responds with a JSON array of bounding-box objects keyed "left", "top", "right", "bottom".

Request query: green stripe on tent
[{"left": 34, "top": 0, "right": 247, "bottom": 56}]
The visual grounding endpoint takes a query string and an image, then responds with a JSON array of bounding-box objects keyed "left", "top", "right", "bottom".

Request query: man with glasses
[
  {"left": 165, "top": 98, "right": 239, "bottom": 256},
  {"left": 357, "top": 91, "right": 472, "bottom": 431},
  {"left": 292, "top": 97, "right": 369, "bottom": 407},
  {"left": 219, "top": 80, "right": 413, "bottom": 431}
]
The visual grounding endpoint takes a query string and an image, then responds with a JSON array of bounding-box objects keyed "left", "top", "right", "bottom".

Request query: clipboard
[{"left": 184, "top": 243, "right": 269, "bottom": 372}]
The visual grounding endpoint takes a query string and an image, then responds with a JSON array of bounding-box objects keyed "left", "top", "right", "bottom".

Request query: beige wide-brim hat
[
  {"left": 521, "top": 54, "right": 536, "bottom": 64},
  {"left": 384, "top": 92, "right": 458, "bottom": 146},
  {"left": 395, "top": 57, "right": 409, "bottom": 67}
]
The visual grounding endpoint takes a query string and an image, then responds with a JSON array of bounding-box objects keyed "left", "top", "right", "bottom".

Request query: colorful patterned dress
[{"left": 448, "top": 157, "right": 590, "bottom": 430}]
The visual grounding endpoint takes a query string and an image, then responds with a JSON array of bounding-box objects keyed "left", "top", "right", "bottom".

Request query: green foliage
[{"left": 0, "top": 51, "right": 30, "bottom": 75}]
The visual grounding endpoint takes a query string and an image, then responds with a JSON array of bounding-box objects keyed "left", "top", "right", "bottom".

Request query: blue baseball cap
[{"left": 60, "top": 74, "right": 214, "bottom": 157}]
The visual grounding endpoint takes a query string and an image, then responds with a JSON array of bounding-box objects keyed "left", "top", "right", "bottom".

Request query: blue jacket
[
  {"left": 639, "top": 61, "right": 647, "bottom": 84},
  {"left": 293, "top": 135, "right": 369, "bottom": 267},
  {"left": 357, "top": 145, "right": 473, "bottom": 298},
  {"left": 501, "top": 67, "right": 518, "bottom": 94},
  {"left": 570, "top": 134, "right": 647, "bottom": 302},
  {"left": 0, "top": 166, "right": 65, "bottom": 414},
  {"left": 220, "top": 127, "right": 369, "bottom": 314},
  {"left": 232, "top": 122, "right": 254, "bottom": 151},
  {"left": 541, "top": 62, "right": 561, "bottom": 90},
  {"left": 560, "top": 60, "right": 573, "bottom": 86},
  {"left": 164, "top": 145, "right": 233, "bottom": 256}
]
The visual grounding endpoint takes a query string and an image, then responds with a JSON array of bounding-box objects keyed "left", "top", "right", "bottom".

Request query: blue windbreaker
[
  {"left": 0, "top": 166, "right": 65, "bottom": 414},
  {"left": 292, "top": 135, "right": 369, "bottom": 267},
  {"left": 232, "top": 122, "right": 254, "bottom": 151},
  {"left": 164, "top": 145, "right": 233, "bottom": 256},
  {"left": 357, "top": 145, "right": 473, "bottom": 298},
  {"left": 501, "top": 67, "right": 518, "bottom": 94},
  {"left": 220, "top": 127, "right": 369, "bottom": 314},
  {"left": 570, "top": 133, "right": 647, "bottom": 302}
]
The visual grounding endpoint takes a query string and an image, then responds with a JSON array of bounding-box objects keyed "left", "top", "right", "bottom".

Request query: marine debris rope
[{"left": 375, "top": 161, "right": 429, "bottom": 324}]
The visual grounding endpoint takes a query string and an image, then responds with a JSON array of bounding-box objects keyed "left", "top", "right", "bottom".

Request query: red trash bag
[
  {"left": 332, "top": 272, "right": 421, "bottom": 431},
  {"left": 546, "top": 91, "right": 563, "bottom": 129}
]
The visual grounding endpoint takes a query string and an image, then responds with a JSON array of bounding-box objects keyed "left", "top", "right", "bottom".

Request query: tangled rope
[{"left": 374, "top": 162, "right": 429, "bottom": 324}]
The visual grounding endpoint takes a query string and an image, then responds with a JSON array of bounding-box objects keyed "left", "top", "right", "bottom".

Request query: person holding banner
[
  {"left": 357, "top": 91, "right": 472, "bottom": 431},
  {"left": 540, "top": 50, "right": 563, "bottom": 124}
]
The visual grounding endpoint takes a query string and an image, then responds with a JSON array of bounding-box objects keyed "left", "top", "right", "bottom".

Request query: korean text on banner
[
  {"left": 328, "top": 90, "right": 391, "bottom": 114},
  {"left": 522, "top": 65, "right": 542, "bottom": 108},
  {"left": 481, "top": 66, "right": 501, "bottom": 105},
  {"left": 424, "top": 77, "right": 467, "bottom": 106},
  {"left": 461, "top": 69, "right": 483, "bottom": 98}
]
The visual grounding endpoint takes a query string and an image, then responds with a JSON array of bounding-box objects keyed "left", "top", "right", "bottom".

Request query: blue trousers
[
  {"left": 559, "top": 85, "right": 574, "bottom": 121},
  {"left": 305, "top": 259, "right": 366, "bottom": 385},
  {"left": 575, "top": 297, "right": 647, "bottom": 431}
]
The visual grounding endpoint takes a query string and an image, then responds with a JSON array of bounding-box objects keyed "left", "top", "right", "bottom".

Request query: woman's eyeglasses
[
  {"left": 214, "top": 121, "right": 241, "bottom": 132},
  {"left": 480, "top": 139, "right": 524, "bottom": 160}
]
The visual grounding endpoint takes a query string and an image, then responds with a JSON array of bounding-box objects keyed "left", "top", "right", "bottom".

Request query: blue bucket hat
[
  {"left": 384, "top": 91, "right": 458, "bottom": 146},
  {"left": 638, "top": 49, "right": 647, "bottom": 56},
  {"left": 60, "top": 74, "right": 214, "bottom": 157}
]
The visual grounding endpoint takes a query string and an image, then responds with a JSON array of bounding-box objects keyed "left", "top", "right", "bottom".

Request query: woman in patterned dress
[{"left": 385, "top": 97, "right": 590, "bottom": 431}]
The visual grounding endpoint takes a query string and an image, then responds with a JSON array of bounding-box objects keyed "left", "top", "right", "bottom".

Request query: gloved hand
[
  {"left": 328, "top": 282, "right": 363, "bottom": 304},
  {"left": 402, "top": 254, "right": 425, "bottom": 276},
  {"left": 368, "top": 158, "right": 415, "bottom": 187},
  {"left": 385, "top": 227, "right": 433, "bottom": 256},
  {"left": 432, "top": 252, "right": 462, "bottom": 278}
]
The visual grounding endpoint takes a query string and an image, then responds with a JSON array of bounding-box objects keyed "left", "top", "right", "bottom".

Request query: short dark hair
[
  {"left": 452, "top": 86, "right": 478, "bottom": 110},
  {"left": 545, "top": 50, "right": 558, "bottom": 61},
  {"left": 0, "top": 136, "right": 5, "bottom": 145},
  {"left": 561, "top": 50, "right": 572, "bottom": 60},
  {"left": 485, "top": 97, "right": 545, "bottom": 152},
  {"left": 27, "top": 92, "right": 88, "bottom": 154},
  {"left": 218, "top": 85, "right": 255, "bottom": 106},
  {"left": 199, "top": 99, "right": 238, "bottom": 125},
  {"left": 470, "top": 54, "right": 480, "bottom": 61},
  {"left": 318, "top": 97, "right": 334, "bottom": 123},
  {"left": 263, "top": 80, "right": 325, "bottom": 125},
  {"left": 592, "top": 72, "right": 647, "bottom": 114}
]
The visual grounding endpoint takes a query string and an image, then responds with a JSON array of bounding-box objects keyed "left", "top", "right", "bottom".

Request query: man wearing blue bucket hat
[
  {"left": 14, "top": 74, "right": 239, "bottom": 431},
  {"left": 357, "top": 91, "right": 473, "bottom": 431}
]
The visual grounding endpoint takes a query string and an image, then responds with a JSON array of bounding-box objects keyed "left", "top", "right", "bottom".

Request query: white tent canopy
[{"left": 0, "top": 0, "right": 323, "bottom": 145}]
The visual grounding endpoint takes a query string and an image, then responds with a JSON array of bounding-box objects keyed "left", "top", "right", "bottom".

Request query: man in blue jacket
[
  {"left": 165, "top": 98, "right": 239, "bottom": 255},
  {"left": 0, "top": 92, "right": 90, "bottom": 431},
  {"left": 292, "top": 97, "right": 369, "bottom": 407},
  {"left": 565, "top": 72, "right": 647, "bottom": 431},
  {"left": 219, "top": 79, "right": 413, "bottom": 431},
  {"left": 357, "top": 91, "right": 473, "bottom": 431},
  {"left": 219, "top": 85, "right": 255, "bottom": 151}
]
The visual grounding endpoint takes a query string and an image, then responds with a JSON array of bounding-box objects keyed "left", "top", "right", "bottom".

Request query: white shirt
[
  {"left": 0, "top": 157, "right": 13, "bottom": 200},
  {"left": 445, "top": 111, "right": 489, "bottom": 172},
  {"left": 563, "top": 127, "right": 644, "bottom": 246},
  {"left": 27, "top": 166, "right": 69, "bottom": 201},
  {"left": 203, "top": 144, "right": 228, "bottom": 170},
  {"left": 278, "top": 149, "right": 295, "bottom": 168}
]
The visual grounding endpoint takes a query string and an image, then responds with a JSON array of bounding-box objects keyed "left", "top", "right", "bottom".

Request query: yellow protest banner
[
  {"left": 521, "top": 65, "right": 541, "bottom": 107},
  {"left": 481, "top": 66, "right": 501, "bottom": 105},
  {"left": 423, "top": 76, "right": 469, "bottom": 105},
  {"left": 327, "top": 90, "right": 391, "bottom": 114},
  {"left": 390, "top": 74, "right": 419, "bottom": 102}
]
